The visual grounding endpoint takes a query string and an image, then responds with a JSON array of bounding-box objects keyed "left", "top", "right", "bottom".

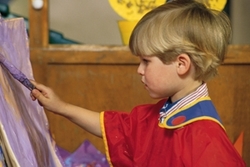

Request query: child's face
[{"left": 137, "top": 56, "right": 180, "bottom": 99}]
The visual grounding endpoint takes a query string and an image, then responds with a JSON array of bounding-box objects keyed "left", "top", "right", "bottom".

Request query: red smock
[{"left": 101, "top": 99, "right": 246, "bottom": 167}]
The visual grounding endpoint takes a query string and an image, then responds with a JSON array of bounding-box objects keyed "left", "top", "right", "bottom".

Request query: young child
[{"left": 31, "top": 0, "right": 246, "bottom": 166}]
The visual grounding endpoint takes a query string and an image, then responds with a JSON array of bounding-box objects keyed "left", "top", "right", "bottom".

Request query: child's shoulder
[
  {"left": 186, "top": 119, "right": 224, "bottom": 132},
  {"left": 175, "top": 120, "right": 227, "bottom": 141}
]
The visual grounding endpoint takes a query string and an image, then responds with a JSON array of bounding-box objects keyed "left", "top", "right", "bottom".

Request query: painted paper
[{"left": 0, "top": 17, "right": 63, "bottom": 167}]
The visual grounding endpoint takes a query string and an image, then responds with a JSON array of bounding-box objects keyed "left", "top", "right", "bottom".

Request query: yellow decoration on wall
[
  {"left": 111, "top": 0, "right": 227, "bottom": 45},
  {"left": 195, "top": 0, "right": 227, "bottom": 11},
  {"left": 109, "top": 0, "right": 166, "bottom": 21}
]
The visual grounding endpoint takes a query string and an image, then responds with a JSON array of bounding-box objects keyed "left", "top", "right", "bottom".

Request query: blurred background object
[{"left": 1, "top": 0, "right": 250, "bottom": 45}]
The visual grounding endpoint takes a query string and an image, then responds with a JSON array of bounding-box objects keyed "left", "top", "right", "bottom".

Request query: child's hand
[
  {"left": 30, "top": 81, "right": 102, "bottom": 137},
  {"left": 30, "top": 81, "right": 66, "bottom": 113}
]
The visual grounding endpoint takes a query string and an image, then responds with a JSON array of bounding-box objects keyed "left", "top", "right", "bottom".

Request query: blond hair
[{"left": 129, "top": 0, "right": 231, "bottom": 81}]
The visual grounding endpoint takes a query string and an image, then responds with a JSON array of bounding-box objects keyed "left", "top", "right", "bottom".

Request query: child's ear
[{"left": 175, "top": 53, "right": 191, "bottom": 75}]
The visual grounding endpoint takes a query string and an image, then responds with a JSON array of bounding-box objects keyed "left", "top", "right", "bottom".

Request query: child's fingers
[
  {"left": 31, "top": 89, "right": 43, "bottom": 100},
  {"left": 30, "top": 89, "right": 43, "bottom": 107},
  {"left": 30, "top": 91, "right": 36, "bottom": 101},
  {"left": 30, "top": 80, "right": 47, "bottom": 92},
  {"left": 30, "top": 81, "right": 51, "bottom": 103}
]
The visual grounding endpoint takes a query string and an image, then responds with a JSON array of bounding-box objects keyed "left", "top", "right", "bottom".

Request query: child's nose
[{"left": 137, "top": 63, "right": 144, "bottom": 75}]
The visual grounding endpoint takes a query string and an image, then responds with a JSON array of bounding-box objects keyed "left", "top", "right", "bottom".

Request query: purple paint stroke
[{"left": 0, "top": 53, "right": 35, "bottom": 91}]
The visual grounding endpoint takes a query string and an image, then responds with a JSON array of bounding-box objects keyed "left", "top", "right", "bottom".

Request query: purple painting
[{"left": 0, "top": 17, "right": 63, "bottom": 166}]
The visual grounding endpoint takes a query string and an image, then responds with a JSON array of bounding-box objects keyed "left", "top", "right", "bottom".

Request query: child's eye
[{"left": 142, "top": 58, "right": 149, "bottom": 63}]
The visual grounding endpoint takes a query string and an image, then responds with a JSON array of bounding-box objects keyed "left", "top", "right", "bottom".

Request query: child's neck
[{"left": 171, "top": 80, "right": 203, "bottom": 103}]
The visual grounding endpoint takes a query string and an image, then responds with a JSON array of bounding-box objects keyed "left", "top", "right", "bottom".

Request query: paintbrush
[{"left": 0, "top": 53, "right": 35, "bottom": 91}]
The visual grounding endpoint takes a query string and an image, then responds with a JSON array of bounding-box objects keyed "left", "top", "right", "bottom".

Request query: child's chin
[{"left": 148, "top": 93, "right": 161, "bottom": 99}]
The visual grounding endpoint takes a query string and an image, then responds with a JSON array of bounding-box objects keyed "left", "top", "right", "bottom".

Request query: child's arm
[{"left": 30, "top": 82, "right": 102, "bottom": 138}]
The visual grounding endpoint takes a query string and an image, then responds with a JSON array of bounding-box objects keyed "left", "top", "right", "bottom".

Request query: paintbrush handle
[{"left": 1, "top": 59, "right": 35, "bottom": 91}]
